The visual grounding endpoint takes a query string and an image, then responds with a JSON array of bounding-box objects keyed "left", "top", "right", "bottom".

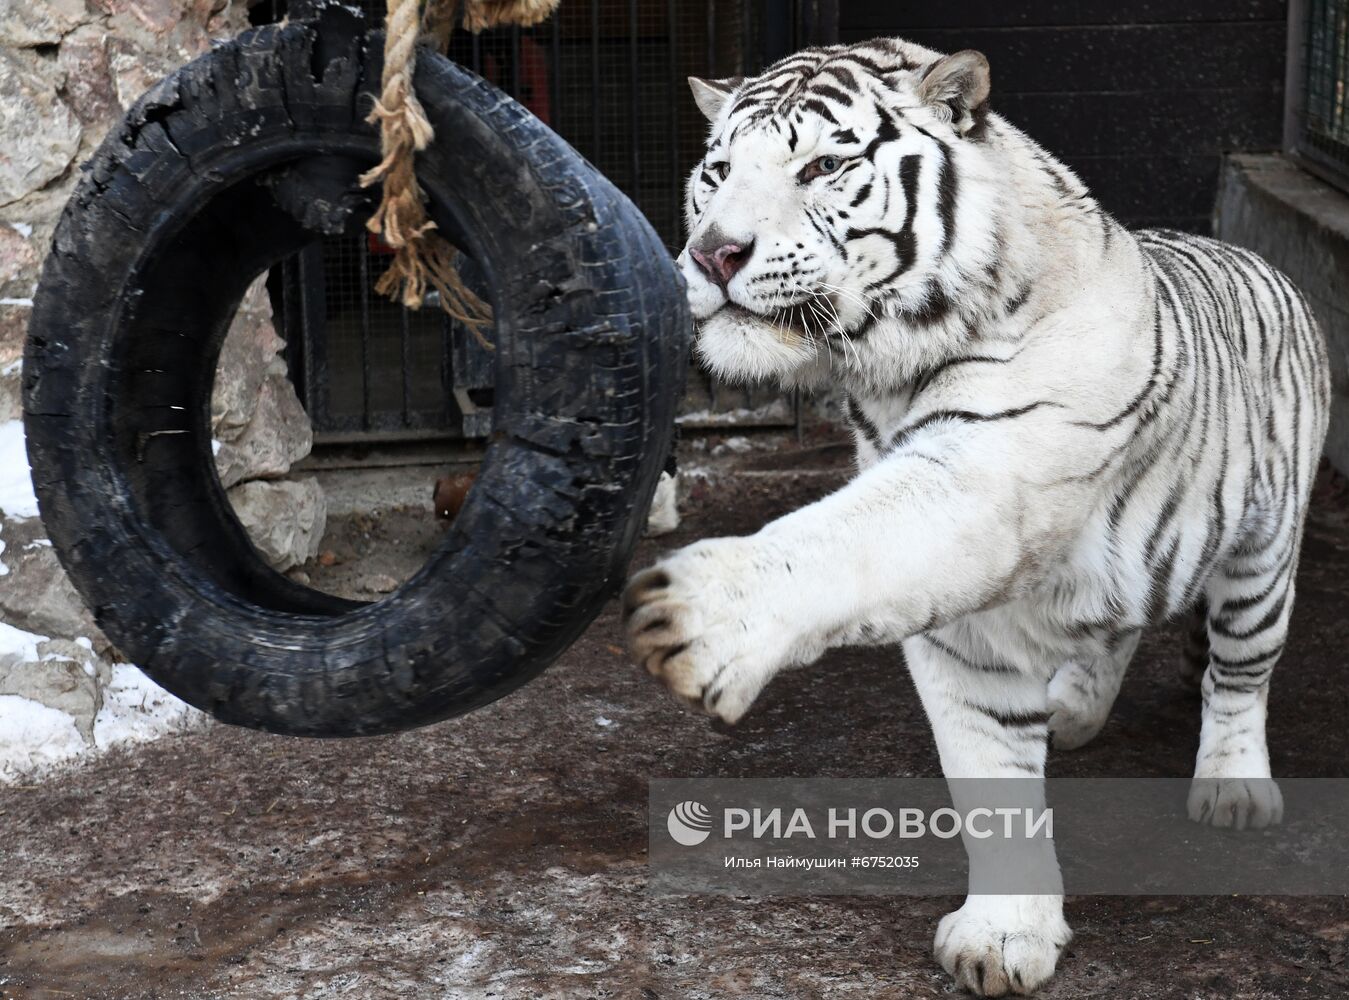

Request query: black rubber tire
[{"left": 22, "top": 6, "right": 690, "bottom": 737}]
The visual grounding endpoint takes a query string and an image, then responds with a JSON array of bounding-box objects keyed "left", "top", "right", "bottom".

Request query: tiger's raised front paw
[
  {"left": 623, "top": 537, "right": 808, "bottom": 724},
  {"left": 934, "top": 896, "right": 1070, "bottom": 997}
]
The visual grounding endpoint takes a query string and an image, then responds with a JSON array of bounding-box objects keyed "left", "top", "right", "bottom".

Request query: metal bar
[
  {"left": 549, "top": 8, "right": 561, "bottom": 125},
  {"left": 742, "top": 0, "right": 752, "bottom": 73},
  {"left": 668, "top": 0, "right": 680, "bottom": 246},
  {"left": 706, "top": 0, "right": 715, "bottom": 76},
  {"left": 1284, "top": 0, "right": 1310, "bottom": 153},
  {"left": 628, "top": 0, "right": 641, "bottom": 196},
  {"left": 298, "top": 242, "right": 332, "bottom": 432},
  {"left": 761, "top": 0, "right": 795, "bottom": 64},
  {"left": 704, "top": 0, "right": 718, "bottom": 422},
  {"left": 294, "top": 254, "right": 313, "bottom": 420},
  {"left": 400, "top": 305, "right": 412, "bottom": 429},
  {"left": 815, "top": 0, "right": 841, "bottom": 45},
  {"left": 471, "top": 31, "right": 482, "bottom": 75},
  {"left": 1336, "top": 2, "right": 1349, "bottom": 138},
  {"left": 704, "top": 0, "right": 718, "bottom": 468},
  {"left": 441, "top": 314, "right": 454, "bottom": 433},
  {"left": 591, "top": 0, "right": 601, "bottom": 154},
  {"left": 511, "top": 25, "right": 522, "bottom": 98},
  {"left": 1307, "top": 0, "right": 1324, "bottom": 130},
  {"left": 358, "top": 237, "right": 372, "bottom": 432}
]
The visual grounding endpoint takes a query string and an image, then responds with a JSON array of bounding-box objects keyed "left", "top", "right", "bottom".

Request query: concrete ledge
[{"left": 1214, "top": 154, "right": 1349, "bottom": 475}]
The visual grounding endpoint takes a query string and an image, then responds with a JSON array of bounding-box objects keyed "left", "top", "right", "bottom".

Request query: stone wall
[
  {"left": 0, "top": 0, "right": 324, "bottom": 770},
  {"left": 1213, "top": 154, "right": 1349, "bottom": 476},
  {"left": 213, "top": 276, "right": 328, "bottom": 573}
]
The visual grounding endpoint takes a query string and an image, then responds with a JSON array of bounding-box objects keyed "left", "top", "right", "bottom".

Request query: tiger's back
[
  {"left": 1137, "top": 228, "right": 1329, "bottom": 461},
  {"left": 1127, "top": 228, "right": 1328, "bottom": 608}
]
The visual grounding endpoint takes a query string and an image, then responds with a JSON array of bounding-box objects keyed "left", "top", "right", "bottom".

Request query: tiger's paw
[
  {"left": 1187, "top": 776, "right": 1283, "bottom": 830},
  {"left": 934, "top": 897, "right": 1070, "bottom": 997},
  {"left": 1046, "top": 673, "right": 1109, "bottom": 751},
  {"left": 623, "top": 537, "right": 805, "bottom": 724}
]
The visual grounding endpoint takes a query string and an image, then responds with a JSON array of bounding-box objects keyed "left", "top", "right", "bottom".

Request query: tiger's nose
[{"left": 689, "top": 239, "right": 755, "bottom": 287}]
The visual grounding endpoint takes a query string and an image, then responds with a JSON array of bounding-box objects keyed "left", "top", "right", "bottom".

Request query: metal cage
[
  {"left": 1287, "top": 0, "right": 1349, "bottom": 193},
  {"left": 252, "top": 0, "right": 826, "bottom": 443}
]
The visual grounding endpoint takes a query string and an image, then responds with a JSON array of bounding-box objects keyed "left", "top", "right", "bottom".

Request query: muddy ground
[{"left": 2, "top": 433, "right": 1348, "bottom": 999}]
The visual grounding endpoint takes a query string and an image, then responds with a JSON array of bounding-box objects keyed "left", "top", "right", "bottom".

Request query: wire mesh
[
  {"left": 1301, "top": 0, "right": 1349, "bottom": 186},
  {"left": 255, "top": 0, "right": 796, "bottom": 440}
]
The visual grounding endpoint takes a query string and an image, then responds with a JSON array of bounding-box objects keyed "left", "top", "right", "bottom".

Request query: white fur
[{"left": 631, "top": 37, "right": 1330, "bottom": 996}]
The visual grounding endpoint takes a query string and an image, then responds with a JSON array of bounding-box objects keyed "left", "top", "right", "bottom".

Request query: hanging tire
[{"left": 22, "top": 6, "right": 690, "bottom": 737}]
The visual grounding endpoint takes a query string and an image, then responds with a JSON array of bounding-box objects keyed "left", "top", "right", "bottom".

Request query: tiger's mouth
[
  {"left": 721, "top": 296, "right": 838, "bottom": 338},
  {"left": 693, "top": 294, "right": 838, "bottom": 384}
]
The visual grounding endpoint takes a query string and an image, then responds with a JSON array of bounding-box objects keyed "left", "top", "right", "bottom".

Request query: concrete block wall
[{"left": 1214, "top": 154, "right": 1349, "bottom": 476}]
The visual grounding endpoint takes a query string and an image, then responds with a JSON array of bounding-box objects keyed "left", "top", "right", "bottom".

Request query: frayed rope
[{"left": 360, "top": 0, "right": 562, "bottom": 347}]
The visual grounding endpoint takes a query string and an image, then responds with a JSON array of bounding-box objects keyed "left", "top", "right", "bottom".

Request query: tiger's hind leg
[
  {"left": 1177, "top": 601, "right": 1209, "bottom": 691},
  {"left": 1187, "top": 556, "right": 1295, "bottom": 830},
  {"left": 1047, "top": 629, "right": 1140, "bottom": 750}
]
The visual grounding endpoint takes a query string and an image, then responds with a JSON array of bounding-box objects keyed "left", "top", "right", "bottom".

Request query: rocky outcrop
[
  {"left": 0, "top": 0, "right": 88, "bottom": 49},
  {"left": 0, "top": 49, "right": 83, "bottom": 207},
  {"left": 0, "top": 637, "right": 108, "bottom": 742},
  {"left": 0, "top": 517, "right": 104, "bottom": 651},
  {"left": 212, "top": 274, "right": 328, "bottom": 571},
  {"left": 0, "top": 0, "right": 328, "bottom": 776},
  {"left": 227, "top": 478, "right": 328, "bottom": 572},
  {"left": 212, "top": 277, "right": 315, "bottom": 491}
]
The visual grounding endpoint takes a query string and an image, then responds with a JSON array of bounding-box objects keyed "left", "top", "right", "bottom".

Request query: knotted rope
[{"left": 360, "top": 0, "right": 562, "bottom": 345}]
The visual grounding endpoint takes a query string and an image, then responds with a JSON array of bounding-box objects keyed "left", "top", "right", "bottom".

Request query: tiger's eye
[
  {"left": 804, "top": 155, "right": 844, "bottom": 181},
  {"left": 711, "top": 161, "right": 730, "bottom": 180}
]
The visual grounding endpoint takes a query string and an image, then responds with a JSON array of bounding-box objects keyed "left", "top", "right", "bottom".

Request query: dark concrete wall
[
  {"left": 1215, "top": 154, "right": 1349, "bottom": 473},
  {"left": 839, "top": 1, "right": 1289, "bottom": 233}
]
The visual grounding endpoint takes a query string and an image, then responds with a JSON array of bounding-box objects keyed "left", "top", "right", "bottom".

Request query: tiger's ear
[
  {"left": 917, "top": 50, "right": 990, "bottom": 134},
  {"left": 689, "top": 76, "right": 743, "bottom": 122}
]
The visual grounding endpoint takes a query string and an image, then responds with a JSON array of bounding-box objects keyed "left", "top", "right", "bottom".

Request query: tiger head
[{"left": 680, "top": 39, "right": 1016, "bottom": 391}]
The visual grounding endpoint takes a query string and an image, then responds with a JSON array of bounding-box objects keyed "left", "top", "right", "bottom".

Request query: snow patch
[
  {"left": 9, "top": 223, "right": 33, "bottom": 239},
  {"left": 0, "top": 421, "right": 39, "bottom": 519},
  {"left": 0, "top": 620, "right": 49, "bottom": 662},
  {"left": 0, "top": 298, "right": 34, "bottom": 308},
  {"left": 0, "top": 623, "right": 204, "bottom": 782},
  {"left": 94, "top": 664, "right": 205, "bottom": 750},
  {"left": 0, "top": 696, "right": 87, "bottom": 781},
  {"left": 712, "top": 435, "right": 755, "bottom": 456}
]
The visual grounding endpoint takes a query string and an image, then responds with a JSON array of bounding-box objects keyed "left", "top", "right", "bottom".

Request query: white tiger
[{"left": 623, "top": 37, "right": 1331, "bottom": 996}]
